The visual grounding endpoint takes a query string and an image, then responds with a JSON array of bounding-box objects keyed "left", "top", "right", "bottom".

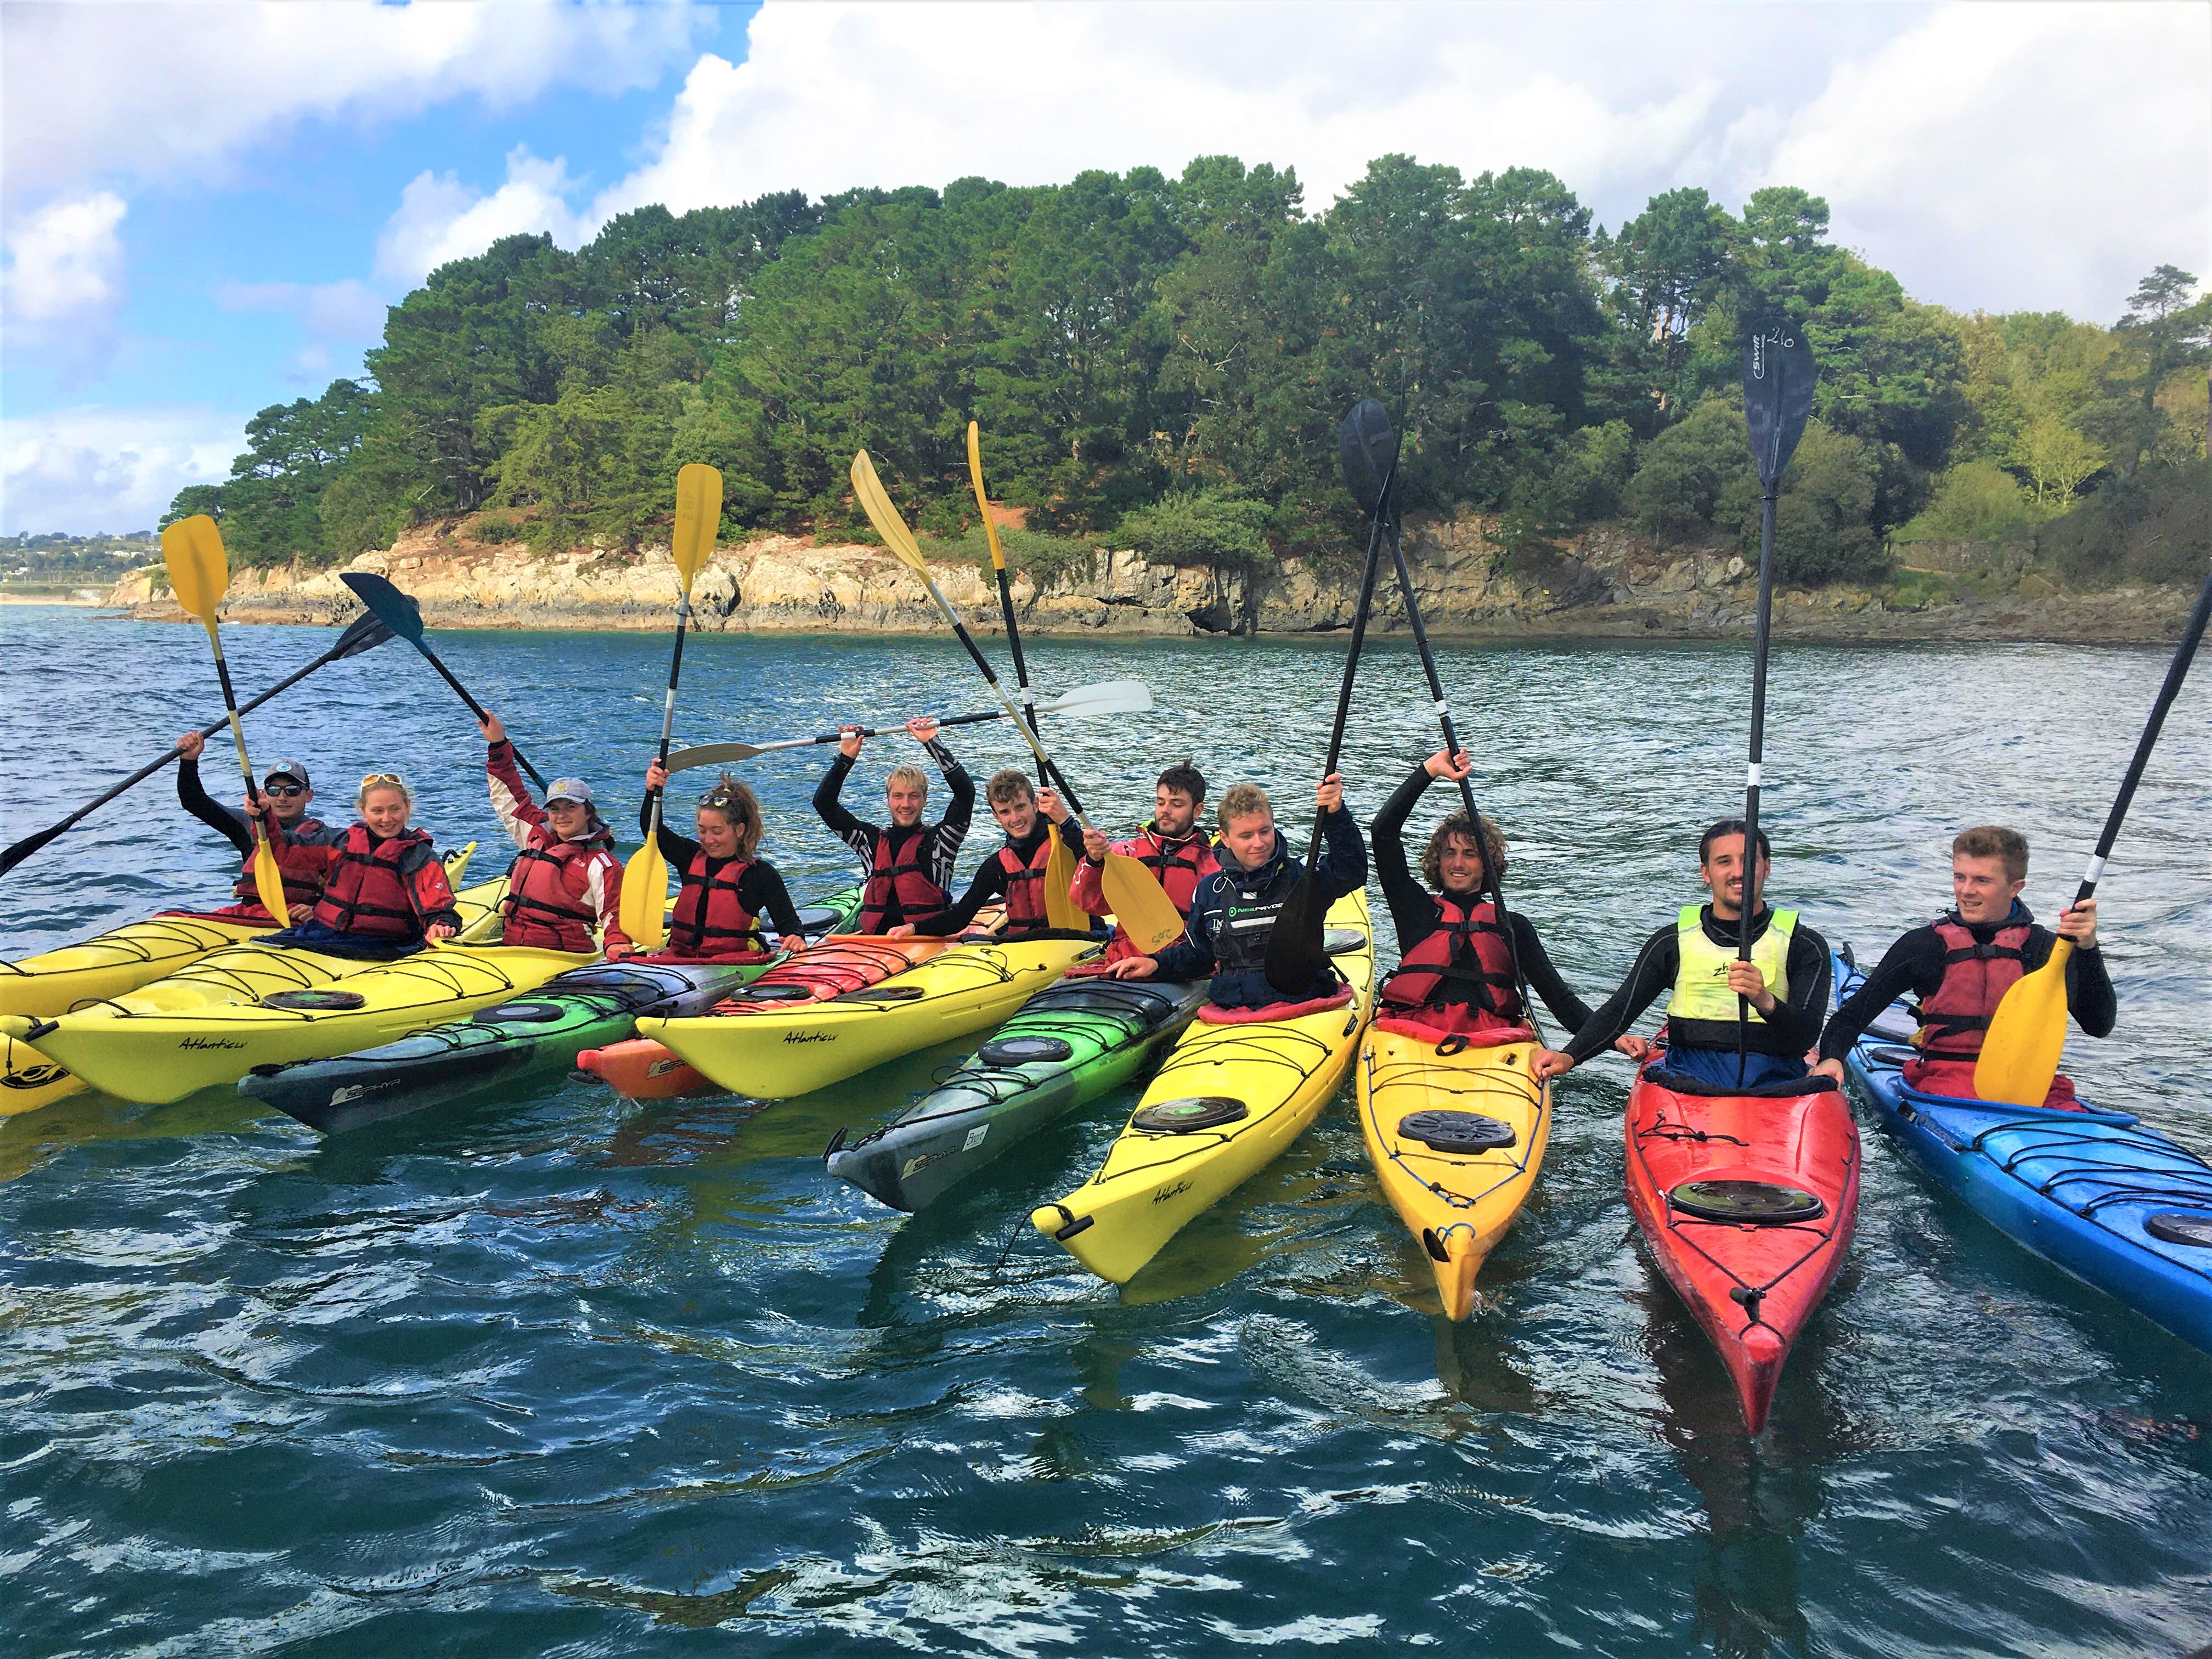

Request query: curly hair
[
  {"left": 697, "top": 773, "right": 764, "bottom": 857},
  {"left": 985, "top": 768, "right": 1036, "bottom": 808},
  {"left": 1953, "top": 825, "right": 2028, "bottom": 883},
  {"left": 1421, "top": 811, "right": 1506, "bottom": 891}
]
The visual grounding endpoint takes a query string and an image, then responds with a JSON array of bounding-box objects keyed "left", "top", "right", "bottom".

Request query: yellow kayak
[
  {"left": 1, "top": 1030, "right": 80, "bottom": 1116},
  {"left": 0, "top": 843, "right": 476, "bottom": 1019},
  {"left": 639, "top": 932, "right": 1101, "bottom": 1100},
  {"left": 1357, "top": 1019, "right": 1551, "bottom": 1319},
  {"left": 1032, "top": 889, "right": 1375, "bottom": 1285}
]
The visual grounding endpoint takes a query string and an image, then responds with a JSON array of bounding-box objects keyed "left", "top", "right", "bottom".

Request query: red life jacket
[
  {"left": 1131, "top": 827, "right": 1214, "bottom": 915},
  {"left": 1915, "top": 913, "right": 2031, "bottom": 1060},
  {"left": 669, "top": 852, "right": 764, "bottom": 960},
  {"left": 311, "top": 826, "right": 438, "bottom": 940},
  {"left": 1380, "top": 894, "right": 1525, "bottom": 1034},
  {"left": 857, "top": 825, "right": 949, "bottom": 933},
  {"left": 996, "top": 834, "right": 1057, "bottom": 932},
  {"left": 501, "top": 836, "right": 608, "bottom": 954},
  {"left": 230, "top": 815, "right": 332, "bottom": 919}
]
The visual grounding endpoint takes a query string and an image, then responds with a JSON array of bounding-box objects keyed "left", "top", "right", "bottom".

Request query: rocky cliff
[{"left": 105, "top": 512, "right": 2199, "bottom": 644}]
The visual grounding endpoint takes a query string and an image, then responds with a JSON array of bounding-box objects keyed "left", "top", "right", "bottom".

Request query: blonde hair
[
  {"left": 885, "top": 763, "right": 929, "bottom": 799},
  {"left": 1218, "top": 782, "right": 1271, "bottom": 827},
  {"left": 697, "top": 774, "right": 764, "bottom": 857},
  {"left": 985, "top": 768, "right": 1036, "bottom": 808},
  {"left": 357, "top": 774, "right": 414, "bottom": 812},
  {"left": 1422, "top": 811, "right": 1507, "bottom": 890}
]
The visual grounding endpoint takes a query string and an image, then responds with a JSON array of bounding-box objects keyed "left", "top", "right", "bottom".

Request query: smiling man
[
  {"left": 1815, "top": 825, "right": 2111, "bottom": 1106},
  {"left": 814, "top": 715, "right": 975, "bottom": 934}
]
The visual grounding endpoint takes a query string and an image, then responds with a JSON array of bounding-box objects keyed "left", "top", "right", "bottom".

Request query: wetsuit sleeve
[
  {"left": 1315, "top": 806, "right": 1368, "bottom": 902},
  {"left": 1149, "top": 877, "right": 1220, "bottom": 980},
  {"left": 1818, "top": 927, "right": 1945, "bottom": 1062},
  {"left": 652, "top": 816, "right": 702, "bottom": 868},
  {"left": 1769, "top": 922, "right": 1832, "bottom": 1054},
  {"left": 1508, "top": 913, "right": 1594, "bottom": 1034},
  {"left": 1564, "top": 922, "right": 1680, "bottom": 1063},
  {"left": 740, "top": 861, "right": 806, "bottom": 939},
  {"left": 1370, "top": 764, "right": 1443, "bottom": 948},
  {"left": 811, "top": 755, "right": 876, "bottom": 861},
  {"left": 397, "top": 839, "right": 461, "bottom": 932},
  {"left": 915, "top": 858, "right": 1006, "bottom": 936},
  {"left": 2025, "top": 927, "right": 2118, "bottom": 1039},
  {"left": 176, "top": 755, "right": 253, "bottom": 858},
  {"left": 922, "top": 740, "right": 975, "bottom": 891},
  {"left": 487, "top": 740, "right": 549, "bottom": 851}
]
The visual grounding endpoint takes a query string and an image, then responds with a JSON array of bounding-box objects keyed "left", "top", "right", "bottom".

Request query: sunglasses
[
  {"left": 263, "top": 783, "right": 306, "bottom": 798},
  {"left": 360, "top": 772, "right": 406, "bottom": 790}
]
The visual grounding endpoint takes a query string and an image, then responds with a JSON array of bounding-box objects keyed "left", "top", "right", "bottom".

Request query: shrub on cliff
[
  {"left": 1893, "top": 460, "right": 2045, "bottom": 543},
  {"left": 1112, "top": 490, "right": 1273, "bottom": 568}
]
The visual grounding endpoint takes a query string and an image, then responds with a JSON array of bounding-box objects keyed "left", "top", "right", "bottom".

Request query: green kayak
[{"left": 823, "top": 973, "right": 1206, "bottom": 1212}]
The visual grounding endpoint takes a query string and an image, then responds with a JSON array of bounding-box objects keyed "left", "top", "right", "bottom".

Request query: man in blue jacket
[{"left": 1104, "top": 773, "right": 1365, "bottom": 1009}]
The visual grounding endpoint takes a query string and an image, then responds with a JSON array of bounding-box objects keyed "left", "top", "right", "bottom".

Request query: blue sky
[{"left": 3, "top": 1, "right": 2205, "bottom": 535}]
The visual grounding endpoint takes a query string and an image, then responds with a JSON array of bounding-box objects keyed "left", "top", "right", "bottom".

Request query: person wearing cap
[
  {"left": 480, "top": 710, "right": 628, "bottom": 955},
  {"left": 172, "top": 731, "right": 332, "bottom": 923}
]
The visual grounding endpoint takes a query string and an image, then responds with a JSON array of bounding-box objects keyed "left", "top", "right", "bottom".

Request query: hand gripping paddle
[
  {"left": 161, "top": 515, "right": 289, "bottom": 921},
  {"left": 850, "top": 450, "right": 1184, "bottom": 951}
]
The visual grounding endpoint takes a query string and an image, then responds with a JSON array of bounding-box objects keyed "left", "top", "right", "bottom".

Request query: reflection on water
[{"left": 3, "top": 608, "right": 2210, "bottom": 1654}]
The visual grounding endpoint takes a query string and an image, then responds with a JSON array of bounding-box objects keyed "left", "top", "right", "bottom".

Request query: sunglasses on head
[
  {"left": 263, "top": 783, "right": 306, "bottom": 798},
  {"left": 360, "top": 772, "right": 405, "bottom": 790}
]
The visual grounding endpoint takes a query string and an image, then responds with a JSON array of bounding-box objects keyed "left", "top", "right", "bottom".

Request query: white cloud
[
  {"left": 0, "top": 2, "right": 707, "bottom": 207},
  {"left": 3, "top": 191, "right": 127, "bottom": 324},
  {"left": 2, "top": 405, "right": 247, "bottom": 535},
  {"left": 550, "top": 0, "right": 2206, "bottom": 323},
  {"left": 375, "top": 150, "right": 590, "bottom": 287}
]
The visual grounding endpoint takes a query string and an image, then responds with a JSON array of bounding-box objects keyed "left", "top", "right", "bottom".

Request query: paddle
[
  {"left": 340, "top": 571, "right": 548, "bottom": 789},
  {"left": 849, "top": 450, "right": 1184, "bottom": 951},
  {"left": 967, "top": 421, "right": 1084, "bottom": 930},
  {"left": 1364, "top": 402, "right": 1540, "bottom": 1039},
  {"left": 1260, "top": 400, "right": 1395, "bottom": 996},
  {"left": 0, "top": 612, "right": 391, "bottom": 878},
  {"left": 620, "top": 464, "right": 724, "bottom": 951},
  {"left": 160, "top": 515, "right": 288, "bottom": 921},
  {"left": 1734, "top": 320, "right": 1816, "bottom": 1081},
  {"left": 1975, "top": 561, "right": 2212, "bottom": 1105},
  {"left": 661, "top": 680, "right": 1152, "bottom": 772}
]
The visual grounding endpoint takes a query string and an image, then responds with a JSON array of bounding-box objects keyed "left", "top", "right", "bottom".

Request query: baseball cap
[
  {"left": 545, "top": 777, "right": 594, "bottom": 805},
  {"left": 262, "top": 759, "right": 312, "bottom": 787}
]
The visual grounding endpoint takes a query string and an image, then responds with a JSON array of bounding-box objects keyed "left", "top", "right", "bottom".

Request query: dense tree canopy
[{"left": 167, "top": 155, "right": 2209, "bottom": 590}]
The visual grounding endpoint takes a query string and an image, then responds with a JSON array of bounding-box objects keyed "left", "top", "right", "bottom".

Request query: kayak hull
[
  {"left": 641, "top": 934, "right": 1099, "bottom": 1101},
  {"left": 1034, "top": 891, "right": 1374, "bottom": 1286},
  {"left": 826, "top": 974, "right": 1207, "bottom": 1211},
  {"left": 1623, "top": 1057, "right": 1860, "bottom": 1434},
  {"left": 1357, "top": 1020, "right": 1551, "bottom": 1320},
  {"left": 1835, "top": 950, "right": 2212, "bottom": 1354},
  {"left": 580, "top": 932, "right": 951, "bottom": 1100},
  {"left": 1, "top": 1031, "right": 82, "bottom": 1116},
  {"left": 0, "top": 913, "right": 272, "bottom": 1018}
]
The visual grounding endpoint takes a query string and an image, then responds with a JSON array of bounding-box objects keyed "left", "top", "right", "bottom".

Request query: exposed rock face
[{"left": 104, "top": 513, "right": 2200, "bottom": 644}]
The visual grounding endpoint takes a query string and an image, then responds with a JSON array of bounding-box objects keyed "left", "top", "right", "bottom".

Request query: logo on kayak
[
  {"left": 1150, "top": 1180, "right": 1192, "bottom": 1204},
  {"left": 180, "top": 1036, "right": 247, "bottom": 1051},
  {"left": 901, "top": 1150, "right": 947, "bottom": 1179},
  {"left": 647, "top": 1058, "right": 680, "bottom": 1077},
  {"left": 783, "top": 1031, "right": 834, "bottom": 1044},
  {"left": 331, "top": 1085, "right": 366, "bottom": 1105}
]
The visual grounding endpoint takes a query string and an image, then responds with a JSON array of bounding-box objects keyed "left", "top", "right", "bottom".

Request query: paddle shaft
[
  {"left": 411, "top": 640, "right": 546, "bottom": 789},
  {"left": 2068, "top": 561, "right": 2212, "bottom": 909},
  {"left": 642, "top": 594, "right": 693, "bottom": 840},
  {"left": 1, "top": 636, "right": 354, "bottom": 875},
  {"left": 1733, "top": 483, "right": 1782, "bottom": 1079},
  {"left": 917, "top": 573, "right": 1096, "bottom": 825},
  {"left": 200, "top": 625, "right": 262, "bottom": 809},
  {"left": 1303, "top": 464, "right": 1395, "bottom": 868},
  {"left": 1379, "top": 509, "right": 1536, "bottom": 1036}
]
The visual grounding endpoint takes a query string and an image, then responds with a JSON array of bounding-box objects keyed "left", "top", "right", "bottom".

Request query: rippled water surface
[{"left": 3, "top": 605, "right": 2209, "bottom": 1656}]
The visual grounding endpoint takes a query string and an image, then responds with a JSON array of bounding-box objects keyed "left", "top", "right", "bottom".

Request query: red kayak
[
  {"left": 1623, "top": 1054, "right": 1860, "bottom": 1433},
  {"left": 577, "top": 935, "right": 948, "bottom": 1100}
]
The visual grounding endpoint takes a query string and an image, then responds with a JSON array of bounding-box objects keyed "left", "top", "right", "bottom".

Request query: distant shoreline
[{"left": 0, "top": 591, "right": 105, "bottom": 607}]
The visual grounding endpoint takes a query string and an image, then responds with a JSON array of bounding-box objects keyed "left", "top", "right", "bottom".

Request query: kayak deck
[
  {"left": 1034, "top": 890, "right": 1374, "bottom": 1287},
  {"left": 1835, "top": 949, "right": 2212, "bottom": 1353},
  {"left": 1357, "top": 1022, "right": 1550, "bottom": 1320}
]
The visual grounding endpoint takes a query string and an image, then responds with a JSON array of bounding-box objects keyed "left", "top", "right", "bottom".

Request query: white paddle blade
[{"left": 1039, "top": 679, "right": 1152, "bottom": 719}]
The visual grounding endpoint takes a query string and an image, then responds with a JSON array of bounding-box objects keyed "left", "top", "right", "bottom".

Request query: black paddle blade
[
  {"left": 1742, "top": 321, "right": 1816, "bottom": 487},
  {"left": 1261, "top": 873, "right": 1328, "bottom": 997},
  {"left": 339, "top": 572, "right": 424, "bottom": 644},
  {"left": 1338, "top": 399, "right": 1398, "bottom": 516},
  {"left": 331, "top": 613, "right": 394, "bottom": 659}
]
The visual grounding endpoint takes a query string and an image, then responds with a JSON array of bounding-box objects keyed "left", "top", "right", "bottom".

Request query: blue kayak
[{"left": 1832, "top": 949, "right": 2212, "bottom": 1353}]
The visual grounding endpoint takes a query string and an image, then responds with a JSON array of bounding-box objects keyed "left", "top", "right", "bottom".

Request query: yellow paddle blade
[
  {"left": 1099, "top": 851, "right": 1185, "bottom": 955},
  {"left": 160, "top": 515, "right": 228, "bottom": 624},
  {"left": 850, "top": 450, "right": 927, "bottom": 572},
  {"left": 619, "top": 841, "right": 669, "bottom": 951},
  {"left": 672, "top": 464, "right": 723, "bottom": 593},
  {"left": 1973, "top": 938, "right": 2073, "bottom": 1106},
  {"left": 249, "top": 833, "right": 289, "bottom": 922},
  {"left": 966, "top": 421, "right": 1008, "bottom": 572},
  {"left": 1043, "top": 830, "right": 1085, "bottom": 933}
]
